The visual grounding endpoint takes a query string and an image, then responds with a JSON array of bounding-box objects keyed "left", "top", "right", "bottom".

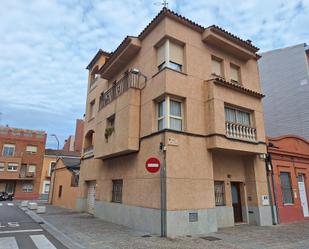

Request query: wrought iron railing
[
  {"left": 225, "top": 121, "right": 256, "bottom": 141},
  {"left": 99, "top": 72, "right": 139, "bottom": 109}
]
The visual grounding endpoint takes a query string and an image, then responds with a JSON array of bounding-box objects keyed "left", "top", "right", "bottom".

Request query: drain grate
[{"left": 200, "top": 236, "right": 221, "bottom": 241}]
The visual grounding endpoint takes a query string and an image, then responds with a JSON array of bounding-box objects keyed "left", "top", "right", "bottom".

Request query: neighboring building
[
  {"left": 40, "top": 149, "right": 80, "bottom": 200},
  {"left": 267, "top": 135, "right": 309, "bottom": 224},
  {"left": 258, "top": 43, "right": 309, "bottom": 140},
  {"left": 49, "top": 156, "right": 80, "bottom": 210},
  {"left": 63, "top": 119, "right": 84, "bottom": 153},
  {"left": 0, "top": 126, "right": 46, "bottom": 199},
  {"left": 78, "top": 8, "right": 271, "bottom": 236}
]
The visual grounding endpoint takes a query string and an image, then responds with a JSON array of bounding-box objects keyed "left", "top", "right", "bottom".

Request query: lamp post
[{"left": 50, "top": 134, "right": 60, "bottom": 150}]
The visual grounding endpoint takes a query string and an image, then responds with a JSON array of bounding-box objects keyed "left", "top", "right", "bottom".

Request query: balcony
[
  {"left": 19, "top": 172, "right": 35, "bottom": 179},
  {"left": 225, "top": 121, "right": 256, "bottom": 141},
  {"left": 99, "top": 72, "right": 140, "bottom": 109},
  {"left": 83, "top": 145, "right": 94, "bottom": 158}
]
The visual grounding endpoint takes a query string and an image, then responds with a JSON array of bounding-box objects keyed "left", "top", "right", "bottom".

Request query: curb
[{"left": 22, "top": 208, "right": 86, "bottom": 249}]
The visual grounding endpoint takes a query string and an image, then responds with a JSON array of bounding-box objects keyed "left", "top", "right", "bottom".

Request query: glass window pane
[
  {"left": 236, "top": 110, "right": 250, "bottom": 126},
  {"left": 158, "top": 118, "right": 166, "bottom": 130},
  {"left": 169, "top": 61, "right": 182, "bottom": 72},
  {"left": 225, "top": 108, "right": 236, "bottom": 123},
  {"left": 170, "top": 100, "right": 181, "bottom": 117},
  {"left": 158, "top": 100, "right": 166, "bottom": 117},
  {"left": 280, "top": 172, "right": 294, "bottom": 204},
  {"left": 170, "top": 118, "right": 182, "bottom": 131}
]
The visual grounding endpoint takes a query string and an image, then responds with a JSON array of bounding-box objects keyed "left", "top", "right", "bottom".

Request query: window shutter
[
  {"left": 157, "top": 43, "right": 166, "bottom": 66},
  {"left": 170, "top": 42, "right": 183, "bottom": 65},
  {"left": 212, "top": 58, "right": 222, "bottom": 76},
  {"left": 231, "top": 65, "right": 240, "bottom": 82}
]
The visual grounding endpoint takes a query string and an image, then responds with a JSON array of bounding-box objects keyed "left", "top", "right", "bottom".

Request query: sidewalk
[{"left": 31, "top": 205, "right": 309, "bottom": 249}]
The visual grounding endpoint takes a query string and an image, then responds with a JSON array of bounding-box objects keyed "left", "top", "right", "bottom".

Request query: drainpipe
[
  {"left": 160, "top": 134, "right": 167, "bottom": 237},
  {"left": 266, "top": 152, "right": 279, "bottom": 224}
]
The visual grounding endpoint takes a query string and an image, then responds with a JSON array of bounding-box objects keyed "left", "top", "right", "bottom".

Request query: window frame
[
  {"left": 7, "top": 163, "right": 18, "bottom": 172},
  {"left": 49, "top": 161, "right": 56, "bottom": 176},
  {"left": 224, "top": 106, "right": 252, "bottom": 127},
  {"left": 156, "top": 39, "right": 184, "bottom": 73},
  {"left": 0, "top": 162, "right": 4, "bottom": 171},
  {"left": 89, "top": 99, "right": 96, "bottom": 120},
  {"left": 2, "top": 144, "right": 15, "bottom": 157},
  {"left": 211, "top": 55, "right": 224, "bottom": 78},
  {"left": 28, "top": 165, "right": 36, "bottom": 173},
  {"left": 157, "top": 96, "right": 184, "bottom": 131},
  {"left": 111, "top": 179, "right": 123, "bottom": 203},
  {"left": 22, "top": 183, "right": 33, "bottom": 193},
  {"left": 26, "top": 145, "right": 38, "bottom": 154},
  {"left": 230, "top": 63, "right": 241, "bottom": 84},
  {"left": 214, "top": 181, "right": 226, "bottom": 206},
  {"left": 280, "top": 172, "right": 294, "bottom": 205}
]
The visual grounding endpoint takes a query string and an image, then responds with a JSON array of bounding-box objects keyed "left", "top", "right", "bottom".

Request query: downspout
[
  {"left": 160, "top": 134, "right": 167, "bottom": 237},
  {"left": 266, "top": 152, "right": 279, "bottom": 224}
]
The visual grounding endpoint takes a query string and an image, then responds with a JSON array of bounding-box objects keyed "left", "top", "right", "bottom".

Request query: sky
[{"left": 0, "top": 0, "right": 308, "bottom": 149}]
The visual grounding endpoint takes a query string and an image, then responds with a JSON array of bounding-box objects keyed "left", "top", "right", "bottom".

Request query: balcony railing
[
  {"left": 225, "top": 121, "right": 256, "bottom": 141},
  {"left": 19, "top": 172, "right": 35, "bottom": 179},
  {"left": 99, "top": 72, "right": 139, "bottom": 109},
  {"left": 83, "top": 145, "right": 94, "bottom": 158}
]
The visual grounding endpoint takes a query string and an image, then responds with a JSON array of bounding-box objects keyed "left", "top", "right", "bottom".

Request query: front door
[
  {"left": 5, "top": 182, "right": 15, "bottom": 195},
  {"left": 231, "top": 182, "right": 243, "bottom": 223},
  {"left": 87, "top": 181, "right": 96, "bottom": 214},
  {"left": 298, "top": 174, "right": 309, "bottom": 217}
]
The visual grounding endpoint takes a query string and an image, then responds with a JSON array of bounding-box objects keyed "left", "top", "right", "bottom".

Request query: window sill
[
  {"left": 152, "top": 66, "right": 187, "bottom": 79},
  {"left": 283, "top": 203, "right": 294, "bottom": 206}
]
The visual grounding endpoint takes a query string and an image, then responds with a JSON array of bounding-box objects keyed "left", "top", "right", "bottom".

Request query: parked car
[{"left": 0, "top": 192, "right": 14, "bottom": 201}]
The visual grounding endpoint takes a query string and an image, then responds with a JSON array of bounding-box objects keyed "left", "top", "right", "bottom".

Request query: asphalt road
[{"left": 0, "top": 201, "right": 67, "bottom": 249}]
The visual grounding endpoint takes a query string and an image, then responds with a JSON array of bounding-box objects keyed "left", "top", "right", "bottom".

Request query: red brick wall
[
  {"left": 268, "top": 135, "right": 309, "bottom": 223},
  {"left": 74, "top": 119, "right": 84, "bottom": 153},
  {"left": 0, "top": 128, "right": 46, "bottom": 200}
]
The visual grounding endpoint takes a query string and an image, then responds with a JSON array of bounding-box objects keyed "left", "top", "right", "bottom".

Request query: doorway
[
  {"left": 231, "top": 182, "right": 243, "bottom": 223},
  {"left": 298, "top": 174, "right": 309, "bottom": 217},
  {"left": 5, "top": 182, "right": 15, "bottom": 195},
  {"left": 87, "top": 181, "right": 96, "bottom": 214}
]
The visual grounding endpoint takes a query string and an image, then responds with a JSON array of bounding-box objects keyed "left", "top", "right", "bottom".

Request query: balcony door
[
  {"left": 231, "top": 182, "right": 243, "bottom": 223},
  {"left": 298, "top": 174, "right": 309, "bottom": 217}
]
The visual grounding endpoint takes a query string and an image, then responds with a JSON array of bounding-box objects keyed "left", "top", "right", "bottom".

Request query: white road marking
[
  {"left": 0, "top": 203, "right": 3, "bottom": 206},
  {"left": 30, "top": 234, "right": 57, "bottom": 249},
  {"left": 0, "top": 236, "right": 19, "bottom": 249},
  {"left": 7, "top": 203, "right": 14, "bottom": 206},
  {"left": 0, "top": 229, "right": 43, "bottom": 234}
]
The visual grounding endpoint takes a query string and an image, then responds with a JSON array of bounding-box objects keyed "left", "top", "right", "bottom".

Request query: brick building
[
  {"left": 63, "top": 119, "right": 84, "bottom": 153},
  {"left": 268, "top": 135, "right": 309, "bottom": 224},
  {"left": 0, "top": 126, "right": 46, "bottom": 199}
]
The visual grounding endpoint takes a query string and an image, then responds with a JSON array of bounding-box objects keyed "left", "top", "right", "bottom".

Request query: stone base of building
[{"left": 75, "top": 199, "right": 272, "bottom": 236}]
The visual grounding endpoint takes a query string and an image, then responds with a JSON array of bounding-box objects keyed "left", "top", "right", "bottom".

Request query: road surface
[{"left": 0, "top": 202, "right": 67, "bottom": 249}]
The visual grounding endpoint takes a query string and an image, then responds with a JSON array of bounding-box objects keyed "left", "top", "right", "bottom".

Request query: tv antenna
[{"left": 154, "top": 0, "right": 168, "bottom": 8}]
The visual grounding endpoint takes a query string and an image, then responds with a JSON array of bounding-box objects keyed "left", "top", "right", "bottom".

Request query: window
[
  {"left": 107, "top": 114, "right": 115, "bottom": 129},
  {"left": 26, "top": 145, "right": 37, "bottom": 153},
  {"left": 280, "top": 172, "right": 294, "bottom": 204},
  {"left": 211, "top": 56, "right": 223, "bottom": 77},
  {"left": 157, "top": 96, "right": 183, "bottom": 131},
  {"left": 22, "top": 184, "right": 33, "bottom": 193},
  {"left": 214, "top": 181, "right": 225, "bottom": 206},
  {"left": 49, "top": 162, "right": 56, "bottom": 176},
  {"left": 71, "top": 172, "right": 79, "bottom": 187},
  {"left": 0, "top": 162, "right": 4, "bottom": 171},
  {"left": 157, "top": 39, "right": 184, "bottom": 72},
  {"left": 7, "top": 163, "right": 18, "bottom": 171},
  {"left": 2, "top": 144, "right": 15, "bottom": 156},
  {"left": 58, "top": 185, "right": 63, "bottom": 198},
  {"left": 28, "top": 165, "right": 36, "bottom": 173},
  {"left": 89, "top": 100, "right": 95, "bottom": 120},
  {"left": 225, "top": 106, "right": 251, "bottom": 126},
  {"left": 230, "top": 64, "right": 241, "bottom": 83},
  {"left": 43, "top": 181, "right": 50, "bottom": 194},
  {"left": 112, "top": 179, "right": 123, "bottom": 203}
]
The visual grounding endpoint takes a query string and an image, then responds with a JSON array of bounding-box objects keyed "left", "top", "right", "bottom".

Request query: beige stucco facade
[
  {"left": 49, "top": 158, "right": 79, "bottom": 210},
  {"left": 78, "top": 8, "right": 271, "bottom": 236},
  {"left": 39, "top": 155, "right": 55, "bottom": 199}
]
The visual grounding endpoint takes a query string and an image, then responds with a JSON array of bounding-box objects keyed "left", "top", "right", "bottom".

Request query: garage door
[{"left": 87, "top": 181, "right": 96, "bottom": 214}]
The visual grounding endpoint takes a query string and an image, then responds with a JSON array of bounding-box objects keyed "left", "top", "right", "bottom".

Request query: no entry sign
[{"left": 145, "top": 157, "right": 160, "bottom": 173}]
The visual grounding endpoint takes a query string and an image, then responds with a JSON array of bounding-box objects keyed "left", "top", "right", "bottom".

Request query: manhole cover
[{"left": 200, "top": 236, "right": 221, "bottom": 241}]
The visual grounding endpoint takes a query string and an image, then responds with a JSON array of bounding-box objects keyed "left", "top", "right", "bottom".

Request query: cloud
[{"left": 0, "top": 0, "right": 308, "bottom": 148}]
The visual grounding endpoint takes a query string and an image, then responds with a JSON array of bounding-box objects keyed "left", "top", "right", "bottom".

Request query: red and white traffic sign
[{"left": 145, "top": 157, "right": 160, "bottom": 173}]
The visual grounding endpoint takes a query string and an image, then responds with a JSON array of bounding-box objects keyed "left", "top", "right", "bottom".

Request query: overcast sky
[{"left": 0, "top": 0, "right": 308, "bottom": 149}]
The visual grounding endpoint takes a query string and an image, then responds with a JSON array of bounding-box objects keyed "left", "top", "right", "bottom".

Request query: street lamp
[{"left": 50, "top": 134, "right": 59, "bottom": 150}]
